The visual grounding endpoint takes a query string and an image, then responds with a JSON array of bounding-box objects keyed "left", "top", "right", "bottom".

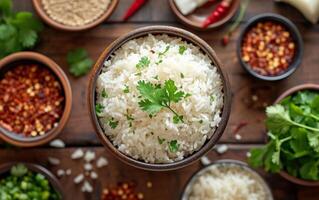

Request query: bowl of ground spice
[
  {"left": 0, "top": 52, "right": 72, "bottom": 147},
  {"left": 237, "top": 13, "right": 303, "bottom": 81},
  {"left": 32, "top": 0, "right": 119, "bottom": 31}
]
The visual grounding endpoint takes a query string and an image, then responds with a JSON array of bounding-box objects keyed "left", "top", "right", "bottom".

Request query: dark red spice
[
  {"left": 241, "top": 21, "right": 296, "bottom": 76},
  {"left": 0, "top": 64, "right": 64, "bottom": 137},
  {"left": 101, "top": 182, "right": 144, "bottom": 200},
  {"left": 233, "top": 121, "right": 248, "bottom": 134},
  {"left": 122, "top": 0, "right": 148, "bottom": 21},
  {"left": 202, "top": 0, "right": 233, "bottom": 28}
]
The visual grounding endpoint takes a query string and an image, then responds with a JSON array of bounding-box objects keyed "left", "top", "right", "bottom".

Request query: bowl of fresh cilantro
[
  {"left": 88, "top": 26, "right": 231, "bottom": 171},
  {"left": 0, "top": 163, "right": 63, "bottom": 199},
  {"left": 249, "top": 83, "right": 319, "bottom": 186}
]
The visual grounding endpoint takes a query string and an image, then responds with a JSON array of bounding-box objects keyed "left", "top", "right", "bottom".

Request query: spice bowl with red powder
[
  {"left": 0, "top": 52, "right": 72, "bottom": 147},
  {"left": 237, "top": 13, "right": 303, "bottom": 81}
]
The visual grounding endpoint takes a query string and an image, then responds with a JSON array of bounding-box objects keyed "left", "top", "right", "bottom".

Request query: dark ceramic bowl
[
  {"left": 274, "top": 84, "right": 319, "bottom": 186},
  {"left": 0, "top": 162, "right": 64, "bottom": 199},
  {"left": 88, "top": 26, "right": 231, "bottom": 171},
  {"left": 0, "top": 52, "right": 72, "bottom": 147},
  {"left": 181, "top": 159, "right": 273, "bottom": 200},
  {"left": 237, "top": 13, "right": 303, "bottom": 81}
]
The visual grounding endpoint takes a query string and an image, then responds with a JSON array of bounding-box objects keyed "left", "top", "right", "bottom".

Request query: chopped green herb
[
  {"left": 102, "top": 89, "right": 108, "bottom": 98},
  {"left": 169, "top": 140, "right": 180, "bottom": 153},
  {"left": 136, "top": 56, "right": 150, "bottom": 69},
  {"left": 173, "top": 115, "right": 183, "bottom": 124},
  {"left": 158, "top": 45, "right": 170, "bottom": 57},
  {"left": 108, "top": 118, "right": 119, "bottom": 129},
  {"left": 184, "top": 93, "right": 192, "bottom": 98},
  {"left": 0, "top": 0, "right": 43, "bottom": 58},
  {"left": 199, "top": 119, "right": 203, "bottom": 124},
  {"left": 95, "top": 103, "right": 104, "bottom": 114},
  {"left": 136, "top": 79, "right": 189, "bottom": 123},
  {"left": 153, "top": 75, "right": 159, "bottom": 80},
  {"left": 179, "top": 46, "right": 187, "bottom": 55},
  {"left": 135, "top": 72, "right": 142, "bottom": 76},
  {"left": 180, "top": 73, "right": 184, "bottom": 78},
  {"left": 155, "top": 60, "right": 162, "bottom": 65},
  {"left": 210, "top": 95, "right": 215, "bottom": 101},
  {"left": 67, "top": 48, "right": 93, "bottom": 77},
  {"left": 158, "top": 136, "right": 165, "bottom": 144},
  {"left": 123, "top": 85, "right": 130, "bottom": 93}
]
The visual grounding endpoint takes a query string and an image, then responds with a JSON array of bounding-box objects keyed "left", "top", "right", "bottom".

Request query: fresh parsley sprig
[{"left": 136, "top": 79, "right": 189, "bottom": 124}]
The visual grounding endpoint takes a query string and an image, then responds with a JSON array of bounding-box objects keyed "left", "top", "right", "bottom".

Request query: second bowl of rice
[{"left": 88, "top": 26, "right": 231, "bottom": 171}]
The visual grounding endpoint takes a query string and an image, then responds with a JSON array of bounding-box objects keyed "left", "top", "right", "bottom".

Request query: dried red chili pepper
[
  {"left": 0, "top": 64, "right": 64, "bottom": 137},
  {"left": 202, "top": 0, "right": 233, "bottom": 28},
  {"left": 122, "top": 0, "right": 148, "bottom": 21}
]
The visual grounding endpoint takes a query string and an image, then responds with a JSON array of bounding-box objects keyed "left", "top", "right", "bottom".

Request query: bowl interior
[
  {"left": 237, "top": 13, "right": 303, "bottom": 81},
  {"left": 89, "top": 26, "right": 231, "bottom": 171},
  {"left": 0, "top": 59, "right": 65, "bottom": 142},
  {"left": 32, "top": 0, "right": 119, "bottom": 31},
  {"left": 0, "top": 163, "right": 64, "bottom": 198},
  {"left": 181, "top": 160, "right": 273, "bottom": 200},
  {"left": 169, "top": 0, "right": 240, "bottom": 30}
]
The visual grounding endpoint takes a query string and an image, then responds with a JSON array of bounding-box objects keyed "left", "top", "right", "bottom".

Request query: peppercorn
[
  {"left": 0, "top": 64, "right": 64, "bottom": 137},
  {"left": 241, "top": 21, "right": 296, "bottom": 76}
]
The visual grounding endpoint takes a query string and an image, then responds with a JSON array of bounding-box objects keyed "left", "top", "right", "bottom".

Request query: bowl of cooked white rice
[
  {"left": 88, "top": 26, "right": 231, "bottom": 170},
  {"left": 182, "top": 160, "right": 273, "bottom": 200}
]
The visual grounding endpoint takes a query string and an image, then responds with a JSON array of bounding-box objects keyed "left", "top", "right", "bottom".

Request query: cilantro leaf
[
  {"left": 0, "top": 24, "right": 15, "bottom": 40},
  {"left": 19, "top": 29, "right": 37, "bottom": 48},
  {"left": 136, "top": 56, "right": 150, "bottom": 69},
  {"left": 102, "top": 89, "right": 108, "bottom": 98},
  {"left": 108, "top": 118, "right": 119, "bottom": 129},
  {"left": 158, "top": 45, "right": 170, "bottom": 57},
  {"left": 95, "top": 103, "right": 104, "bottom": 114},
  {"left": 179, "top": 45, "right": 187, "bottom": 55},
  {"left": 158, "top": 136, "right": 165, "bottom": 144},
  {"left": 67, "top": 48, "right": 93, "bottom": 77},
  {"left": 169, "top": 140, "right": 180, "bottom": 153},
  {"left": 173, "top": 115, "right": 183, "bottom": 124},
  {"left": 0, "top": 0, "right": 12, "bottom": 18},
  {"left": 300, "top": 161, "right": 319, "bottom": 180},
  {"left": 123, "top": 85, "right": 130, "bottom": 93}
]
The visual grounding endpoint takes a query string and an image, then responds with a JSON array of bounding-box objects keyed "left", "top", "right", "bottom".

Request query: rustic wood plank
[
  {"left": 0, "top": 146, "right": 312, "bottom": 200},
  {"left": 14, "top": 0, "right": 310, "bottom": 23}
]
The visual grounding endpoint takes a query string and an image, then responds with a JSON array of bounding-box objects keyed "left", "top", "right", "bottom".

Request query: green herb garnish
[
  {"left": 136, "top": 79, "right": 189, "bottom": 123},
  {"left": 108, "top": 118, "right": 119, "bottom": 129},
  {"left": 135, "top": 72, "right": 142, "bottom": 76},
  {"left": 136, "top": 56, "right": 150, "bottom": 69},
  {"left": 95, "top": 103, "right": 104, "bottom": 114},
  {"left": 123, "top": 85, "right": 130, "bottom": 93},
  {"left": 199, "top": 119, "right": 203, "bottom": 124},
  {"left": 10, "top": 164, "right": 28, "bottom": 177},
  {"left": 249, "top": 90, "right": 319, "bottom": 181},
  {"left": 0, "top": 0, "right": 43, "bottom": 58},
  {"left": 158, "top": 45, "right": 170, "bottom": 57},
  {"left": 102, "top": 89, "right": 108, "bottom": 98},
  {"left": 179, "top": 46, "right": 187, "bottom": 55},
  {"left": 158, "top": 136, "right": 165, "bottom": 144},
  {"left": 169, "top": 140, "right": 180, "bottom": 153},
  {"left": 67, "top": 48, "right": 93, "bottom": 77},
  {"left": 180, "top": 73, "right": 184, "bottom": 78},
  {"left": 155, "top": 60, "right": 163, "bottom": 65}
]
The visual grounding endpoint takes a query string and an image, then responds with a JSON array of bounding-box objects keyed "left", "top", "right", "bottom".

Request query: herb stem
[
  {"left": 165, "top": 105, "right": 184, "bottom": 122},
  {"left": 310, "top": 114, "right": 319, "bottom": 121},
  {"left": 291, "top": 120, "right": 319, "bottom": 132}
]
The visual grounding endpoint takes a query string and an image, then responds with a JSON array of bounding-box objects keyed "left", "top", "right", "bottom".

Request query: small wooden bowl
[
  {"left": 88, "top": 25, "right": 231, "bottom": 171},
  {"left": 32, "top": 0, "right": 119, "bottom": 31},
  {"left": 181, "top": 159, "right": 274, "bottom": 200},
  {"left": 0, "top": 52, "right": 72, "bottom": 147},
  {"left": 169, "top": 0, "right": 240, "bottom": 30},
  {"left": 274, "top": 83, "right": 319, "bottom": 187},
  {"left": 0, "top": 162, "right": 64, "bottom": 198}
]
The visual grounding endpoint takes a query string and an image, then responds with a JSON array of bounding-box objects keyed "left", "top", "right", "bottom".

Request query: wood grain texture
[{"left": 2, "top": 1, "right": 319, "bottom": 199}]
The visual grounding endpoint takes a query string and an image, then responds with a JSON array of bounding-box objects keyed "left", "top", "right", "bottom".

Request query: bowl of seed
[
  {"left": 32, "top": 0, "right": 119, "bottom": 31},
  {"left": 0, "top": 52, "right": 72, "bottom": 147}
]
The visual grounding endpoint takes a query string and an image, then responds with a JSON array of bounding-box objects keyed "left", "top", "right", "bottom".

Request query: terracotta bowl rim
[
  {"left": 0, "top": 162, "right": 64, "bottom": 199},
  {"left": 32, "top": 0, "right": 119, "bottom": 31},
  {"left": 274, "top": 83, "right": 319, "bottom": 186},
  {"left": 168, "top": 0, "right": 240, "bottom": 31},
  {"left": 180, "top": 159, "right": 274, "bottom": 200},
  {"left": 88, "top": 25, "right": 231, "bottom": 171},
  {"left": 0, "top": 51, "right": 72, "bottom": 147}
]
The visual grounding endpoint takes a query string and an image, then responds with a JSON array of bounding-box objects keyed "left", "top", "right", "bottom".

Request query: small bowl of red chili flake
[
  {"left": 237, "top": 13, "right": 303, "bottom": 81},
  {"left": 0, "top": 52, "right": 72, "bottom": 147}
]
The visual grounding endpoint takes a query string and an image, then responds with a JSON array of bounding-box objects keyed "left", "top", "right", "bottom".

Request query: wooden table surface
[{"left": 1, "top": 0, "right": 319, "bottom": 199}]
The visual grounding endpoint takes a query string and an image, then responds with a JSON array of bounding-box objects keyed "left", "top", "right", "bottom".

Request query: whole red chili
[
  {"left": 0, "top": 64, "right": 64, "bottom": 137},
  {"left": 202, "top": 0, "right": 233, "bottom": 28},
  {"left": 122, "top": 0, "right": 148, "bottom": 21}
]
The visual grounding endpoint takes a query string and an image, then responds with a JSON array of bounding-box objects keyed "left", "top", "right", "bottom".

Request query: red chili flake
[
  {"left": 101, "top": 182, "right": 144, "bottom": 200},
  {"left": 233, "top": 121, "right": 248, "bottom": 134},
  {"left": 0, "top": 64, "right": 64, "bottom": 137},
  {"left": 241, "top": 21, "right": 296, "bottom": 76}
]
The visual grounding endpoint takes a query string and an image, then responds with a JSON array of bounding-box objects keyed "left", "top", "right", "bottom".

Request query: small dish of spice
[
  {"left": 32, "top": 0, "right": 119, "bottom": 31},
  {"left": 237, "top": 13, "right": 303, "bottom": 81},
  {"left": 0, "top": 52, "right": 72, "bottom": 147}
]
